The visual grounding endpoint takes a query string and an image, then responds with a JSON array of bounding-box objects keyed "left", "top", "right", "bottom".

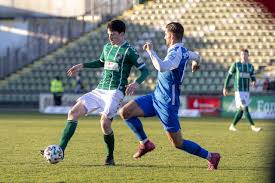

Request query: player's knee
[
  {"left": 119, "top": 107, "right": 131, "bottom": 120},
  {"left": 170, "top": 139, "right": 182, "bottom": 149},
  {"left": 172, "top": 142, "right": 182, "bottom": 149},
  {"left": 100, "top": 116, "right": 112, "bottom": 134},
  {"left": 68, "top": 108, "right": 80, "bottom": 120}
]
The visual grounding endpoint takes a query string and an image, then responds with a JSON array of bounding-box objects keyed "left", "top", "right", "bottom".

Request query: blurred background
[{"left": 0, "top": 0, "right": 274, "bottom": 119}]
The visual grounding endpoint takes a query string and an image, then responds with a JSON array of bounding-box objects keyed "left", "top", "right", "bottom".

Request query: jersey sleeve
[
  {"left": 250, "top": 64, "right": 256, "bottom": 82},
  {"left": 128, "top": 47, "right": 146, "bottom": 70},
  {"left": 188, "top": 51, "right": 200, "bottom": 61},
  {"left": 99, "top": 44, "right": 107, "bottom": 63},
  {"left": 228, "top": 62, "right": 236, "bottom": 75},
  {"left": 83, "top": 44, "right": 107, "bottom": 68},
  {"left": 147, "top": 49, "right": 182, "bottom": 72}
]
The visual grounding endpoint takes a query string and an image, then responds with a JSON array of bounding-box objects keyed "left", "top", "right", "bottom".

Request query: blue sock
[
  {"left": 124, "top": 117, "right": 147, "bottom": 141},
  {"left": 180, "top": 139, "right": 208, "bottom": 159}
]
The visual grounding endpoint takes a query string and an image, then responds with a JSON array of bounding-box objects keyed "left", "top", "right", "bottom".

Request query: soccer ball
[{"left": 43, "top": 144, "right": 64, "bottom": 164}]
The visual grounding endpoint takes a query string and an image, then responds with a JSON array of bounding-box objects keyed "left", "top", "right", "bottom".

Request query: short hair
[
  {"left": 107, "top": 20, "right": 126, "bottom": 33},
  {"left": 166, "top": 22, "right": 184, "bottom": 41},
  {"left": 241, "top": 49, "right": 249, "bottom": 54}
]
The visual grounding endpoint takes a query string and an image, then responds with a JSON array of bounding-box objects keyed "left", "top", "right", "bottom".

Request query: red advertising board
[{"left": 187, "top": 96, "right": 221, "bottom": 116}]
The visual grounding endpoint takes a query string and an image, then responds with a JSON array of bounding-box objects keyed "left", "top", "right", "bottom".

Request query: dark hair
[
  {"left": 107, "top": 20, "right": 126, "bottom": 33},
  {"left": 166, "top": 22, "right": 184, "bottom": 41},
  {"left": 241, "top": 49, "right": 249, "bottom": 54}
]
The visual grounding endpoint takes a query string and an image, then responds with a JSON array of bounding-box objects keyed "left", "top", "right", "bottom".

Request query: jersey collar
[
  {"left": 167, "top": 43, "right": 184, "bottom": 52},
  {"left": 113, "top": 41, "right": 127, "bottom": 47}
]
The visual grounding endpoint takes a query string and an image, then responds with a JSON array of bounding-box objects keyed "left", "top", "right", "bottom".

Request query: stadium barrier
[
  {"left": 40, "top": 94, "right": 275, "bottom": 119},
  {"left": 222, "top": 95, "right": 275, "bottom": 119},
  {"left": 187, "top": 96, "right": 221, "bottom": 117},
  {"left": 39, "top": 93, "right": 199, "bottom": 117}
]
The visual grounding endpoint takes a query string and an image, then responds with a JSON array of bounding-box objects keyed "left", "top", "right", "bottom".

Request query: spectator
[
  {"left": 74, "top": 74, "right": 84, "bottom": 94},
  {"left": 50, "top": 76, "right": 64, "bottom": 106},
  {"left": 263, "top": 77, "right": 270, "bottom": 91}
]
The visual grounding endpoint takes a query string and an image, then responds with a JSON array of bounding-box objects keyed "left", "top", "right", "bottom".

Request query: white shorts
[
  {"left": 77, "top": 88, "right": 124, "bottom": 118},
  {"left": 235, "top": 91, "right": 250, "bottom": 109}
]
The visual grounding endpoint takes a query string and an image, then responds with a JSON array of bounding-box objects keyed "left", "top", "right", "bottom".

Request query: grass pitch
[{"left": 0, "top": 112, "right": 274, "bottom": 183}]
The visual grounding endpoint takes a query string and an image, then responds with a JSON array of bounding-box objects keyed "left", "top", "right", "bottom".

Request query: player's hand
[
  {"left": 67, "top": 64, "right": 83, "bottom": 77},
  {"left": 251, "top": 81, "right": 256, "bottom": 88},
  {"left": 126, "top": 82, "right": 140, "bottom": 96},
  {"left": 143, "top": 41, "right": 153, "bottom": 52},
  {"left": 223, "top": 88, "right": 227, "bottom": 96},
  {"left": 191, "top": 61, "right": 200, "bottom": 72}
]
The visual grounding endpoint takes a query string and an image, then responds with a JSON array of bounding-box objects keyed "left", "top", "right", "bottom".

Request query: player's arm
[
  {"left": 126, "top": 48, "right": 149, "bottom": 95},
  {"left": 129, "top": 47, "right": 149, "bottom": 85},
  {"left": 82, "top": 59, "right": 104, "bottom": 68},
  {"left": 250, "top": 65, "right": 256, "bottom": 87},
  {"left": 82, "top": 49, "right": 105, "bottom": 68},
  {"left": 135, "top": 66, "right": 149, "bottom": 85},
  {"left": 144, "top": 43, "right": 181, "bottom": 72},
  {"left": 67, "top": 48, "right": 105, "bottom": 76},
  {"left": 188, "top": 51, "right": 200, "bottom": 72},
  {"left": 223, "top": 63, "right": 235, "bottom": 96},
  {"left": 67, "top": 60, "right": 103, "bottom": 77}
]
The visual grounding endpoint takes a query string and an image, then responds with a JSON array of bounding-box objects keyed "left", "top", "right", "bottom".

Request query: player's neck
[
  {"left": 241, "top": 59, "right": 248, "bottom": 63},
  {"left": 114, "top": 38, "right": 126, "bottom": 46},
  {"left": 169, "top": 41, "right": 182, "bottom": 48}
]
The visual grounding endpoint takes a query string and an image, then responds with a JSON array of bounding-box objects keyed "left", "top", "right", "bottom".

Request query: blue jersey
[
  {"left": 147, "top": 43, "right": 199, "bottom": 107},
  {"left": 154, "top": 46, "right": 190, "bottom": 106},
  {"left": 135, "top": 43, "right": 199, "bottom": 132}
]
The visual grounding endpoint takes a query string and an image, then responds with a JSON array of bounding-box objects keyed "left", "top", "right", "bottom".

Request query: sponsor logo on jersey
[
  {"left": 239, "top": 72, "right": 250, "bottom": 78},
  {"left": 104, "top": 61, "right": 119, "bottom": 71}
]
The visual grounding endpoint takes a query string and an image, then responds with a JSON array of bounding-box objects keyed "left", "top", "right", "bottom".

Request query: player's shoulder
[
  {"left": 125, "top": 42, "right": 139, "bottom": 55},
  {"left": 170, "top": 44, "right": 188, "bottom": 53},
  {"left": 234, "top": 61, "right": 241, "bottom": 65},
  {"left": 103, "top": 42, "right": 112, "bottom": 49}
]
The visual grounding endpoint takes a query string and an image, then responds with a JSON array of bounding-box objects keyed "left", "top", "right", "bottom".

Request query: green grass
[{"left": 0, "top": 112, "right": 274, "bottom": 183}]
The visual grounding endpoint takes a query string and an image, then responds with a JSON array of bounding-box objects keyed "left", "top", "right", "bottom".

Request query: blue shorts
[{"left": 135, "top": 93, "right": 181, "bottom": 133}]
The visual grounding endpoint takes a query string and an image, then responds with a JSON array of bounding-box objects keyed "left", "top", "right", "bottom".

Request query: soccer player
[
  {"left": 42, "top": 20, "right": 149, "bottom": 165},
  {"left": 223, "top": 49, "right": 261, "bottom": 132},
  {"left": 119, "top": 22, "right": 221, "bottom": 170}
]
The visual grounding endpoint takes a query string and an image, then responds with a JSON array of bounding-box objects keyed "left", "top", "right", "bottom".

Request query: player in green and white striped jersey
[
  {"left": 223, "top": 49, "right": 261, "bottom": 132},
  {"left": 43, "top": 20, "right": 149, "bottom": 165}
]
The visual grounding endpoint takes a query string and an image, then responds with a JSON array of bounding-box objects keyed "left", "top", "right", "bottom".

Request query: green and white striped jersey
[
  {"left": 225, "top": 61, "right": 256, "bottom": 92},
  {"left": 97, "top": 41, "right": 145, "bottom": 93}
]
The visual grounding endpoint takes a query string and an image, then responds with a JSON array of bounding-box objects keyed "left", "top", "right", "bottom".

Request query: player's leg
[
  {"left": 119, "top": 94, "right": 156, "bottom": 158},
  {"left": 229, "top": 108, "right": 243, "bottom": 131},
  {"left": 119, "top": 99, "right": 148, "bottom": 143},
  {"left": 243, "top": 107, "right": 261, "bottom": 132},
  {"left": 240, "top": 92, "right": 261, "bottom": 132},
  {"left": 229, "top": 92, "right": 244, "bottom": 131},
  {"left": 166, "top": 130, "right": 220, "bottom": 170},
  {"left": 100, "top": 114, "right": 116, "bottom": 165},
  {"left": 157, "top": 105, "right": 220, "bottom": 170},
  {"left": 158, "top": 107, "right": 210, "bottom": 159},
  {"left": 59, "top": 100, "right": 87, "bottom": 152},
  {"left": 100, "top": 89, "right": 124, "bottom": 165}
]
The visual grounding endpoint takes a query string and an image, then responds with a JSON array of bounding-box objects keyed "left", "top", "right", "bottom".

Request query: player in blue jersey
[{"left": 119, "top": 22, "right": 221, "bottom": 170}]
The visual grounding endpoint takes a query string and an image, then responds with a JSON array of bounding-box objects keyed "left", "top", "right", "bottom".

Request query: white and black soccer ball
[{"left": 43, "top": 144, "right": 64, "bottom": 164}]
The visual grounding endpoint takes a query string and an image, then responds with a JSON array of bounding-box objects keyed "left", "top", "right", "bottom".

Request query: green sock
[
  {"left": 103, "top": 132, "right": 114, "bottom": 158},
  {"left": 244, "top": 107, "right": 255, "bottom": 126},
  {"left": 232, "top": 109, "right": 243, "bottom": 126},
  {"left": 59, "top": 120, "right": 77, "bottom": 151}
]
